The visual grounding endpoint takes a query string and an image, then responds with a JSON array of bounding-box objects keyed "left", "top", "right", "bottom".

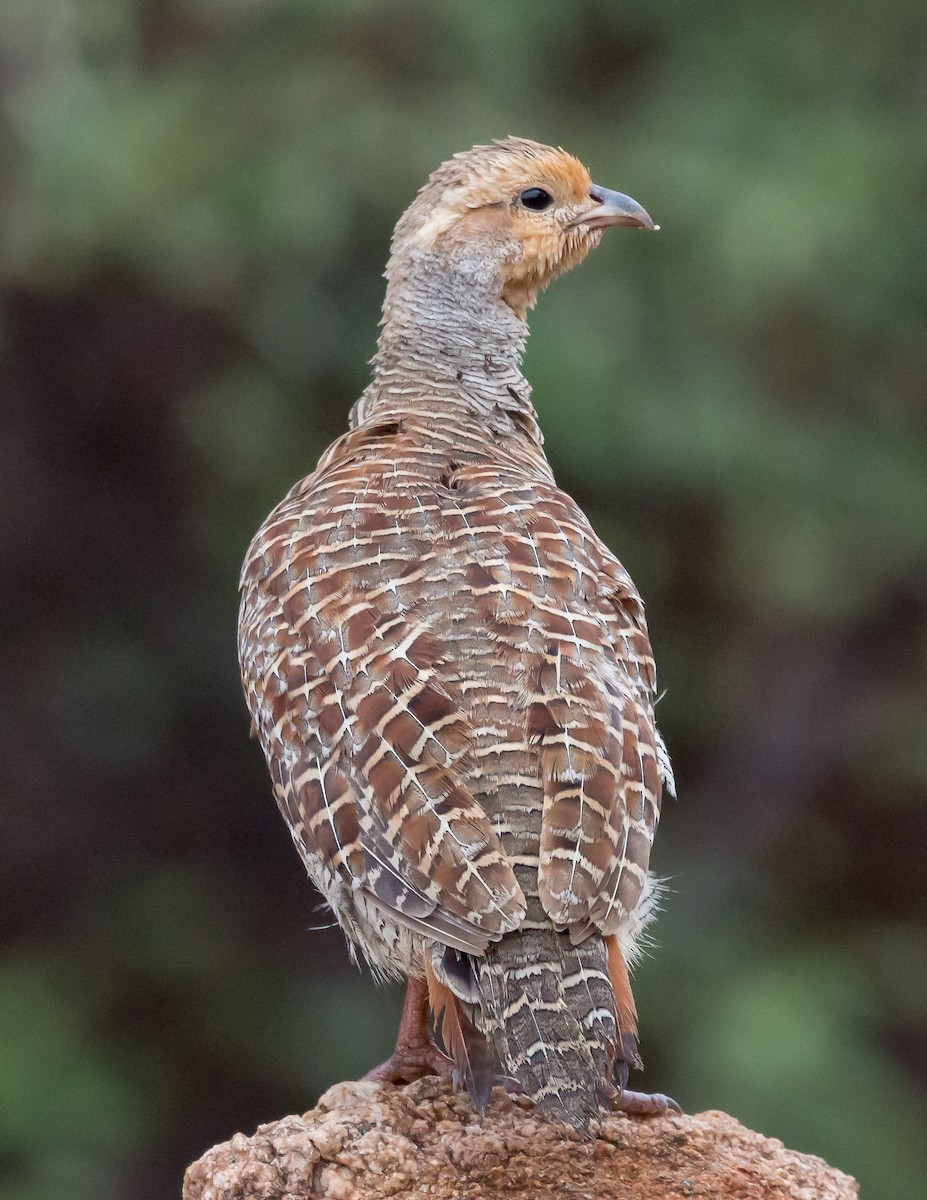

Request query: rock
[{"left": 183, "top": 1078, "right": 858, "bottom": 1200}]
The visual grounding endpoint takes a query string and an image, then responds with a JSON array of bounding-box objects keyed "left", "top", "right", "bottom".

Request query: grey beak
[{"left": 570, "top": 185, "right": 658, "bottom": 232}]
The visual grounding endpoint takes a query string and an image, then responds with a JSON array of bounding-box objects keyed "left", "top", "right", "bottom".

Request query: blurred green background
[{"left": 2, "top": 1, "right": 926, "bottom": 1197}]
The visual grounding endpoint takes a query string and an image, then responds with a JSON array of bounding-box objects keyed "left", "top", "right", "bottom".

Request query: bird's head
[{"left": 388, "top": 137, "right": 657, "bottom": 322}]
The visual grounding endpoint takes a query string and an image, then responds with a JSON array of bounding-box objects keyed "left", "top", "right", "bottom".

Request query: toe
[{"left": 612, "top": 1089, "right": 681, "bottom": 1117}]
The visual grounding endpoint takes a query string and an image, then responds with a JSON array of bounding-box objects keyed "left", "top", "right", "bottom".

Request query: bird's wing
[
  {"left": 476, "top": 482, "right": 666, "bottom": 940},
  {"left": 238, "top": 446, "right": 526, "bottom": 956}
]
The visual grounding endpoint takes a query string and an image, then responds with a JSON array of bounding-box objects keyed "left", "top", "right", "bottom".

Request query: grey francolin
[{"left": 238, "top": 137, "right": 676, "bottom": 1131}]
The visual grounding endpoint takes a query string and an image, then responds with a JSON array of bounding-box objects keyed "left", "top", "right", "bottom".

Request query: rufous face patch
[{"left": 401, "top": 138, "right": 606, "bottom": 318}]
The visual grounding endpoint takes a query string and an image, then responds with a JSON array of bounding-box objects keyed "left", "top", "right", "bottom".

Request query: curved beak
[{"left": 569, "top": 184, "right": 658, "bottom": 232}]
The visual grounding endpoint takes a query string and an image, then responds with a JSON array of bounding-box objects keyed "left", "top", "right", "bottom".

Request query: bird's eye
[{"left": 518, "top": 187, "right": 554, "bottom": 211}]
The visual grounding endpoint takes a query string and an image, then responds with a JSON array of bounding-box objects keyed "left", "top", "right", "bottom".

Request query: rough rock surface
[{"left": 183, "top": 1078, "right": 858, "bottom": 1200}]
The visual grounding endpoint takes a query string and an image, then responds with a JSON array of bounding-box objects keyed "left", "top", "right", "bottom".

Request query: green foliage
[{"left": 2, "top": 3, "right": 925, "bottom": 1197}]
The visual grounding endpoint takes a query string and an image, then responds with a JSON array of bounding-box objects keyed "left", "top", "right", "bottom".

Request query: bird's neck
[{"left": 352, "top": 251, "right": 544, "bottom": 454}]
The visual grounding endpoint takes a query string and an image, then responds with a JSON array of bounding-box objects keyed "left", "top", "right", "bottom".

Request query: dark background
[{"left": 2, "top": 3, "right": 926, "bottom": 1197}]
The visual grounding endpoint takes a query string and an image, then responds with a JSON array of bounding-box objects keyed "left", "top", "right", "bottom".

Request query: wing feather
[
  {"left": 469, "top": 485, "right": 666, "bottom": 939},
  {"left": 239, "top": 456, "right": 525, "bottom": 955}
]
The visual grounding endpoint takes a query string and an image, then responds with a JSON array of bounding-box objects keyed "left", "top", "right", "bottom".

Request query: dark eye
[{"left": 518, "top": 187, "right": 554, "bottom": 211}]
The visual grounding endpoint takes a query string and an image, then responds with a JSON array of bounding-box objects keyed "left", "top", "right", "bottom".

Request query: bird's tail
[{"left": 466, "top": 929, "right": 638, "bottom": 1132}]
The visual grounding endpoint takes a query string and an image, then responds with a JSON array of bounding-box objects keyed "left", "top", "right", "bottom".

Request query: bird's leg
[
  {"left": 362, "top": 977, "right": 454, "bottom": 1085},
  {"left": 611, "top": 1088, "right": 681, "bottom": 1117},
  {"left": 604, "top": 936, "right": 680, "bottom": 1117}
]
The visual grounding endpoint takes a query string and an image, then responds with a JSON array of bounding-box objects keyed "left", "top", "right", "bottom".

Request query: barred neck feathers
[
  {"left": 350, "top": 137, "right": 656, "bottom": 449},
  {"left": 356, "top": 238, "right": 537, "bottom": 444}
]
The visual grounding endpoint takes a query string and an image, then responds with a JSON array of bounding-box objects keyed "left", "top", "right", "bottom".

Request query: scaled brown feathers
[{"left": 238, "top": 137, "right": 672, "bottom": 1131}]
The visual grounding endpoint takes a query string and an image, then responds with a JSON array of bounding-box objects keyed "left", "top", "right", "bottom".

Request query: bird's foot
[
  {"left": 363, "top": 977, "right": 457, "bottom": 1086},
  {"left": 611, "top": 1088, "right": 681, "bottom": 1117},
  {"left": 363, "top": 1038, "right": 454, "bottom": 1086}
]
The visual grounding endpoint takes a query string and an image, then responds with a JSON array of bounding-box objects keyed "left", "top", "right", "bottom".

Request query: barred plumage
[{"left": 238, "top": 138, "right": 676, "bottom": 1131}]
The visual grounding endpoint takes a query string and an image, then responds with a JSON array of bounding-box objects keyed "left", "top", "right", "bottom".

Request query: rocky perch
[{"left": 183, "top": 1078, "right": 858, "bottom": 1199}]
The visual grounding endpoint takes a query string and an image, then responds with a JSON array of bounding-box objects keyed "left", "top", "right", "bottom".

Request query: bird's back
[{"left": 240, "top": 398, "right": 667, "bottom": 1127}]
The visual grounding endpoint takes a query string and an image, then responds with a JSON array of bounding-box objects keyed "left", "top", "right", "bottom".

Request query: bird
[{"left": 238, "top": 137, "right": 677, "bottom": 1133}]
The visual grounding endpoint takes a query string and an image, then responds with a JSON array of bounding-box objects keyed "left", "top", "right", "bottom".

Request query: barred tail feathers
[{"left": 474, "top": 930, "right": 619, "bottom": 1131}]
